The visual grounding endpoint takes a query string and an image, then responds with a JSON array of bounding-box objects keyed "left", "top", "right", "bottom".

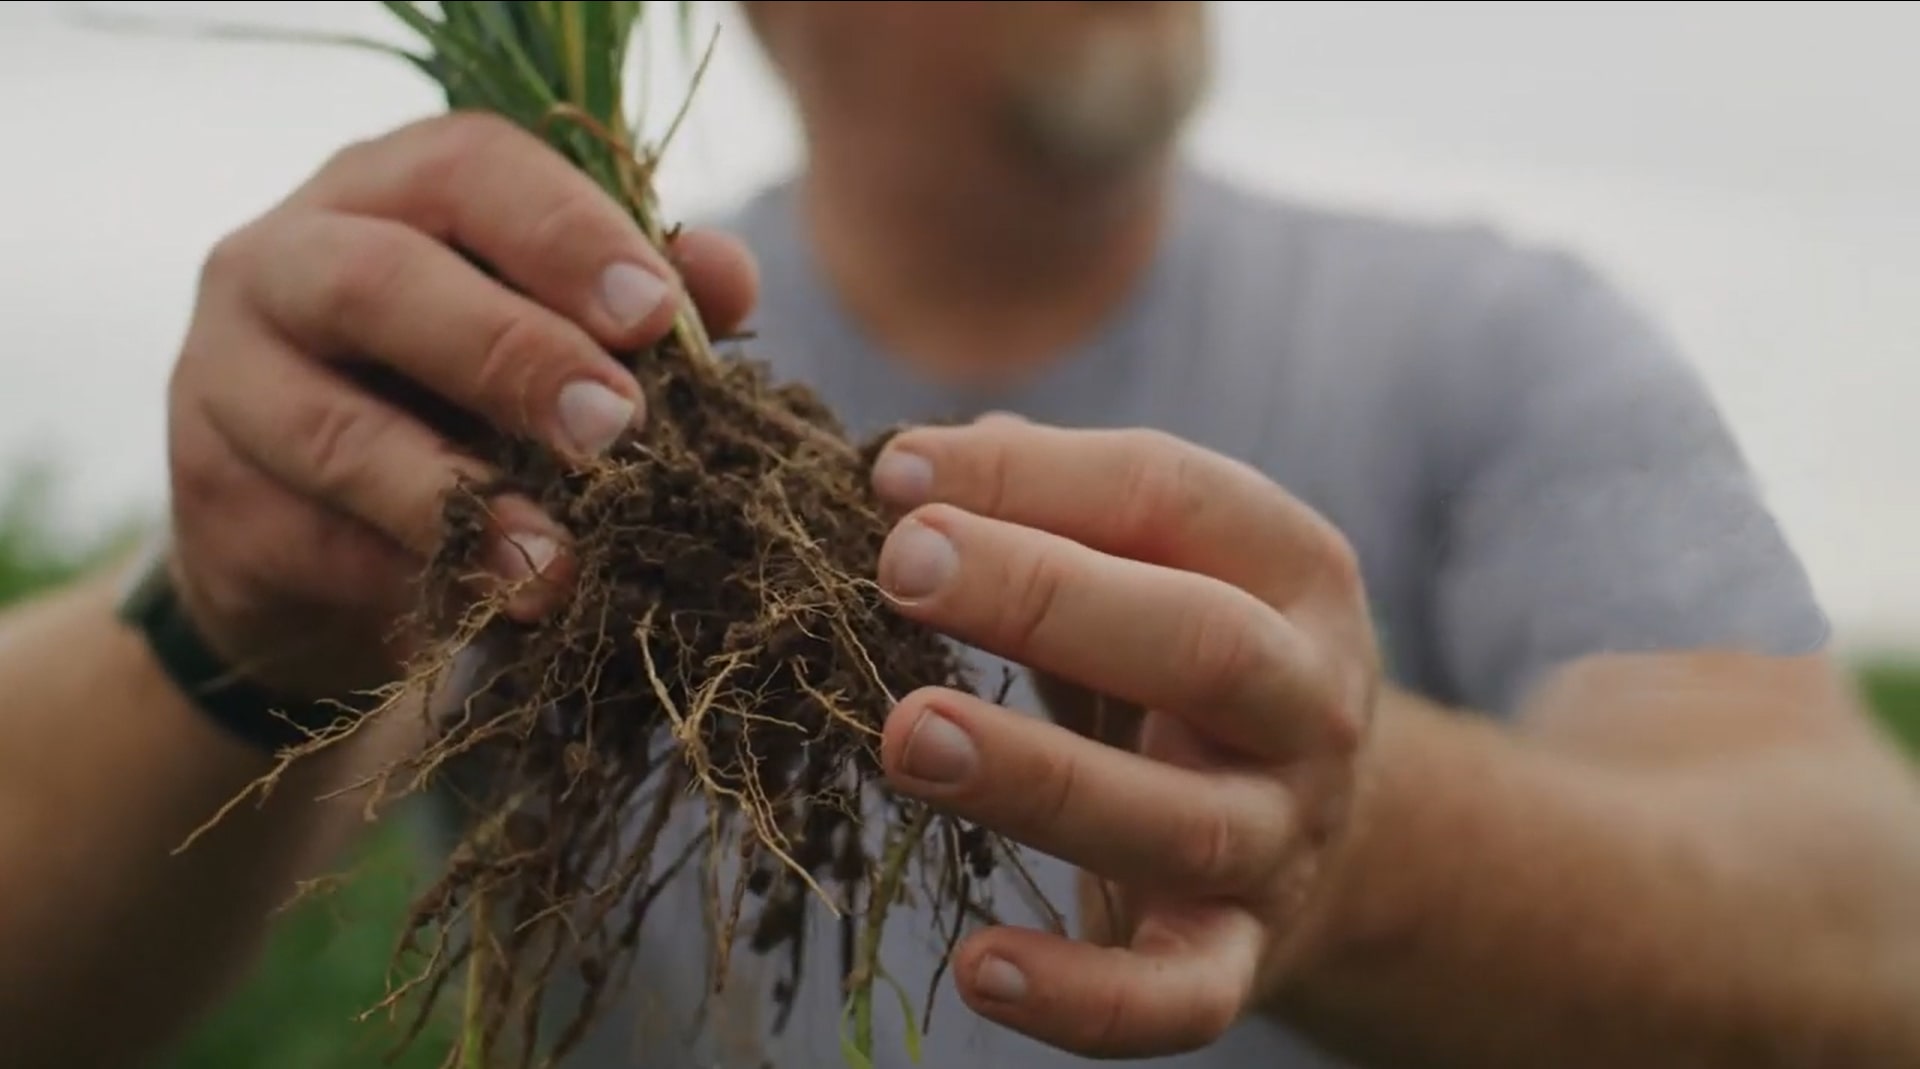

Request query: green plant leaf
[
  {"left": 838, "top": 995, "right": 874, "bottom": 1069},
  {"left": 878, "top": 970, "right": 924, "bottom": 1064}
]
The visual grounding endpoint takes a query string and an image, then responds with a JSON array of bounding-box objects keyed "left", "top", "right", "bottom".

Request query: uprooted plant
[{"left": 104, "top": 2, "right": 1046, "bottom": 1066}]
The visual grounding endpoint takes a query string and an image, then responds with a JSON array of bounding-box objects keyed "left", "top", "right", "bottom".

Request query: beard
[{"left": 1000, "top": 10, "right": 1212, "bottom": 180}]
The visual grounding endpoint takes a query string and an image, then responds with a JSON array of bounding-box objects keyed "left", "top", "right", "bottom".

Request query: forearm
[
  {"left": 1272, "top": 654, "right": 1920, "bottom": 1068},
  {"left": 0, "top": 564, "right": 412, "bottom": 1067}
]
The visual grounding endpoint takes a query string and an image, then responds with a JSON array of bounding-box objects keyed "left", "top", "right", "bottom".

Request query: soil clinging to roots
[{"left": 259, "top": 334, "right": 1013, "bottom": 1067}]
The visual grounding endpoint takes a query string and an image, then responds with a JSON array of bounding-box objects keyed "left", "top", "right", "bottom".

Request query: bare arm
[
  {"left": 1273, "top": 242, "right": 1920, "bottom": 1064},
  {"left": 849, "top": 418, "right": 1920, "bottom": 1064},
  {"left": 0, "top": 564, "right": 417, "bottom": 1067},
  {"left": 1275, "top": 654, "right": 1920, "bottom": 1067}
]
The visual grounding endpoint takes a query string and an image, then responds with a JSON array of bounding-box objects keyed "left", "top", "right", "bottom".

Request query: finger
[
  {"left": 667, "top": 227, "right": 758, "bottom": 339},
  {"left": 171, "top": 413, "right": 419, "bottom": 618},
  {"left": 879, "top": 504, "right": 1358, "bottom": 758},
  {"left": 171, "top": 457, "right": 423, "bottom": 694},
  {"left": 953, "top": 904, "right": 1262, "bottom": 1058},
  {"left": 236, "top": 211, "right": 645, "bottom": 462},
  {"left": 295, "top": 113, "right": 694, "bottom": 351},
  {"left": 194, "top": 329, "right": 572, "bottom": 620},
  {"left": 871, "top": 420, "right": 1356, "bottom": 612},
  {"left": 882, "top": 687, "right": 1291, "bottom": 893}
]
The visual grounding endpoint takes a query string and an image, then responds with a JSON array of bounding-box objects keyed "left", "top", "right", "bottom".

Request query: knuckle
[
  {"left": 313, "top": 136, "right": 379, "bottom": 187},
  {"left": 1171, "top": 802, "right": 1247, "bottom": 893},
  {"left": 1081, "top": 981, "right": 1133, "bottom": 1055},
  {"left": 998, "top": 541, "right": 1070, "bottom": 654},
  {"left": 1316, "top": 673, "right": 1369, "bottom": 757},
  {"left": 197, "top": 225, "right": 259, "bottom": 290},
  {"left": 292, "top": 395, "right": 389, "bottom": 502},
  {"left": 517, "top": 191, "right": 617, "bottom": 277},
  {"left": 387, "top": 112, "right": 526, "bottom": 227},
  {"left": 1291, "top": 620, "right": 1371, "bottom": 756},
  {"left": 1029, "top": 742, "right": 1082, "bottom": 832},
  {"left": 1312, "top": 522, "right": 1364, "bottom": 603},
  {"left": 1113, "top": 429, "right": 1202, "bottom": 544},
  {"left": 1177, "top": 591, "right": 1274, "bottom": 711},
  {"left": 419, "top": 111, "right": 522, "bottom": 180},
  {"left": 967, "top": 430, "right": 1016, "bottom": 519},
  {"left": 316, "top": 226, "right": 413, "bottom": 327},
  {"left": 471, "top": 310, "right": 579, "bottom": 431},
  {"left": 196, "top": 217, "right": 280, "bottom": 293}
]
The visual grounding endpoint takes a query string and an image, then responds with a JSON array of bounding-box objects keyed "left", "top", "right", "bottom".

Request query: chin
[{"left": 1003, "top": 10, "right": 1212, "bottom": 180}]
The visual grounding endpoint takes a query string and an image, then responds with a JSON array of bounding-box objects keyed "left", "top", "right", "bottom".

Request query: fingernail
[
  {"left": 557, "top": 380, "right": 639, "bottom": 456},
  {"left": 974, "top": 956, "right": 1027, "bottom": 1003},
  {"left": 871, "top": 448, "right": 934, "bottom": 505},
  {"left": 878, "top": 520, "right": 957, "bottom": 601},
  {"left": 901, "top": 708, "right": 978, "bottom": 784},
  {"left": 599, "top": 262, "right": 672, "bottom": 330},
  {"left": 490, "top": 532, "right": 558, "bottom": 582}
]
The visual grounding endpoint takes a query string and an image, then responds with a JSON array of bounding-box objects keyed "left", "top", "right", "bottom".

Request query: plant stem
[
  {"left": 458, "top": 790, "right": 531, "bottom": 1069},
  {"left": 848, "top": 805, "right": 934, "bottom": 1061},
  {"left": 461, "top": 881, "right": 491, "bottom": 1069}
]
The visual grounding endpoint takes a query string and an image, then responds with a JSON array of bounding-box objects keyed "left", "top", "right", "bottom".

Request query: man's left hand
[{"left": 868, "top": 416, "right": 1381, "bottom": 1058}]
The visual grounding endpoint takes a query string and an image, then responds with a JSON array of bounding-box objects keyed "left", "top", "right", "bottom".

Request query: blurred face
[{"left": 749, "top": 1, "right": 1212, "bottom": 178}]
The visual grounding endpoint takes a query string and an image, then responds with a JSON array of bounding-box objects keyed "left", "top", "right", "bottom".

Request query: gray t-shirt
[{"left": 551, "top": 165, "right": 1830, "bottom": 1068}]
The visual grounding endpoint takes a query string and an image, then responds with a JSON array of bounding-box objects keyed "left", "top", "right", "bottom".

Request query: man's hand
[
  {"left": 867, "top": 417, "right": 1920, "bottom": 1067},
  {"left": 867, "top": 415, "right": 1380, "bottom": 1058},
  {"left": 170, "top": 110, "right": 757, "bottom": 699},
  {"left": 0, "top": 113, "right": 762, "bottom": 1067}
]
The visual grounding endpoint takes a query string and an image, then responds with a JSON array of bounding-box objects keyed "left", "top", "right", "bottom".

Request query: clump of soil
[{"left": 259, "top": 332, "right": 1019, "bottom": 1067}]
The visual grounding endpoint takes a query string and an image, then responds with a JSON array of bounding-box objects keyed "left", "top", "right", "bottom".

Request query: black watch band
[{"left": 115, "top": 537, "right": 357, "bottom": 754}]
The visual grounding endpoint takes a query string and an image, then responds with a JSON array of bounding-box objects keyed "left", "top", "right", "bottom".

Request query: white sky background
[{"left": 0, "top": 1, "right": 1915, "bottom": 654}]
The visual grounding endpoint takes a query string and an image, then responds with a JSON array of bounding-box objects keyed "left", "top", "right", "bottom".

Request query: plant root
[{"left": 239, "top": 335, "right": 1009, "bottom": 1068}]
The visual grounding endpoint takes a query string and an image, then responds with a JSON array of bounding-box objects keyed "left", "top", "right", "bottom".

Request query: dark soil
[{"left": 276, "top": 336, "right": 1007, "bottom": 1067}]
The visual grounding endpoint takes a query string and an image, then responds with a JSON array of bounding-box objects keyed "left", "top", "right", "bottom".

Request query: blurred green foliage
[
  {"left": 0, "top": 467, "right": 133, "bottom": 602},
  {"left": 152, "top": 819, "right": 457, "bottom": 1069},
  {"left": 1862, "top": 663, "right": 1920, "bottom": 755},
  {"left": 0, "top": 468, "right": 1913, "bottom": 1069}
]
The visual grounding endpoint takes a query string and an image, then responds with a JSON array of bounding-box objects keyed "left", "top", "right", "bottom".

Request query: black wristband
[{"left": 115, "top": 539, "right": 362, "bottom": 754}]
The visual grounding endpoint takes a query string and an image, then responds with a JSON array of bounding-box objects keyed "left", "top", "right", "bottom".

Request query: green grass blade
[
  {"left": 878, "top": 970, "right": 925, "bottom": 1064},
  {"left": 838, "top": 995, "right": 875, "bottom": 1069},
  {"left": 459, "top": 1, "right": 563, "bottom": 106},
  {"left": 581, "top": 0, "right": 622, "bottom": 124},
  {"left": 556, "top": 1, "right": 590, "bottom": 104},
  {"left": 377, "top": 0, "right": 440, "bottom": 42}
]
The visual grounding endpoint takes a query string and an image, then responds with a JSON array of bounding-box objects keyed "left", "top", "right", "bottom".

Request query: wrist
[
  {"left": 1259, "top": 692, "right": 1497, "bottom": 1015},
  {"left": 114, "top": 532, "right": 364, "bottom": 754}
]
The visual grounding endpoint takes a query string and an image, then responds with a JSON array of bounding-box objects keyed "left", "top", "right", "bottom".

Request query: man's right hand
[{"left": 165, "top": 111, "right": 758, "bottom": 701}]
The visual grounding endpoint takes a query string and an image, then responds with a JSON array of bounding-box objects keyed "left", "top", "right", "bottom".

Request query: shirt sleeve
[{"left": 1425, "top": 249, "right": 1831, "bottom": 718}]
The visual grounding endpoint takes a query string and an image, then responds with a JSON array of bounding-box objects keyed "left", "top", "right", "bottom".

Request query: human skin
[
  {"left": 0, "top": 112, "right": 758, "bottom": 1067},
  {"left": 2, "top": 3, "right": 1917, "bottom": 1067},
  {"left": 863, "top": 417, "right": 1920, "bottom": 1065}
]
